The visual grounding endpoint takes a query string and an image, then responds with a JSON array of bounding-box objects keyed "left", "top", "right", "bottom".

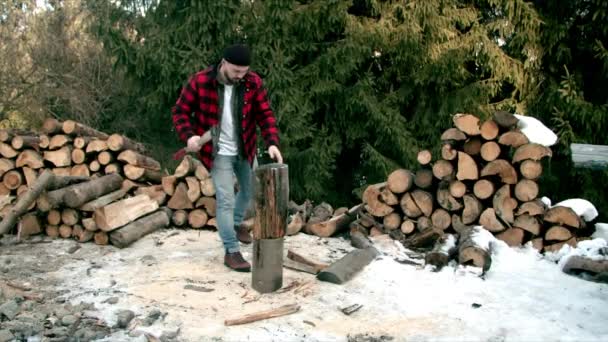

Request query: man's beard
[{"left": 222, "top": 70, "right": 240, "bottom": 85}]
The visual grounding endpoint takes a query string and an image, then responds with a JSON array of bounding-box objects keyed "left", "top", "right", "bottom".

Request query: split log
[
  {"left": 16, "top": 150, "right": 44, "bottom": 169},
  {"left": 480, "top": 141, "right": 501, "bottom": 162},
  {"left": 480, "top": 120, "right": 499, "bottom": 140},
  {"left": 513, "top": 214, "right": 541, "bottom": 235},
  {"left": 85, "top": 139, "right": 108, "bottom": 153},
  {"left": 492, "top": 110, "right": 518, "bottom": 129},
  {"left": 42, "top": 118, "right": 63, "bottom": 134},
  {"left": 172, "top": 209, "right": 188, "bottom": 226},
  {"left": 441, "top": 144, "right": 457, "bottom": 161},
  {"left": 70, "top": 164, "right": 90, "bottom": 177},
  {"left": 94, "top": 194, "right": 159, "bottom": 232},
  {"left": 317, "top": 247, "right": 379, "bottom": 284},
  {"left": 195, "top": 196, "right": 216, "bottom": 216},
  {"left": 451, "top": 214, "right": 471, "bottom": 234},
  {"left": 380, "top": 187, "right": 399, "bottom": 206},
  {"left": 480, "top": 159, "right": 517, "bottom": 184},
  {"left": 530, "top": 237, "right": 544, "bottom": 252},
  {"left": 134, "top": 185, "right": 166, "bottom": 205},
  {"left": 414, "top": 168, "right": 433, "bottom": 189},
  {"left": 473, "top": 179, "right": 495, "bottom": 200},
  {"left": 74, "top": 225, "right": 94, "bottom": 242},
  {"left": 194, "top": 164, "right": 210, "bottom": 180},
  {"left": 62, "top": 120, "right": 109, "bottom": 139},
  {"left": 432, "top": 160, "right": 454, "bottom": 180},
  {"left": 200, "top": 178, "right": 215, "bottom": 197},
  {"left": 387, "top": 169, "right": 414, "bottom": 193},
  {"left": 174, "top": 155, "right": 202, "bottom": 178},
  {"left": 11, "top": 136, "right": 40, "bottom": 150},
  {"left": 441, "top": 128, "right": 467, "bottom": 142},
  {"left": 206, "top": 217, "right": 217, "bottom": 229},
  {"left": 82, "top": 217, "right": 97, "bottom": 232},
  {"left": 400, "top": 192, "right": 422, "bottom": 218},
  {"left": 456, "top": 152, "right": 478, "bottom": 180},
  {"left": 107, "top": 133, "right": 146, "bottom": 153},
  {"left": 117, "top": 150, "right": 160, "bottom": 171},
  {"left": 304, "top": 202, "right": 334, "bottom": 233},
  {"left": 183, "top": 177, "right": 200, "bottom": 202},
  {"left": 362, "top": 183, "right": 393, "bottom": 217},
  {"left": 49, "top": 135, "right": 72, "bottom": 150},
  {"left": 79, "top": 188, "right": 128, "bottom": 212},
  {"left": 0, "top": 143, "right": 18, "bottom": 159},
  {"left": 515, "top": 199, "right": 546, "bottom": 216},
  {"left": 44, "top": 146, "right": 72, "bottom": 167},
  {"left": 167, "top": 182, "right": 194, "bottom": 210},
  {"left": 425, "top": 234, "right": 457, "bottom": 270},
  {"left": 411, "top": 190, "right": 433, "bottom": 217},
  {"left": 38, "top": 135, "right": 50, "bottom": 149},
  {"left": 512, "top": 143, "right": 553, "bottom": 163},
  {"left": 493, "top": 184, "right": 516, "bottom": 225},
  {"left": 0, "top": 158, "right": 15, "bottom": 176},
  {"left": 520, "top": 160, "right": 543, "bottom": 180},
  {"left": 458, "top": 226, "right": 492, "bottom": 273},
  {"left": 18, "top": 213, "right": 41, "bottom": 238},
  {"left": 224, "top": 304, "right": 301, "bottom": 326},
  {"left": 286, "top": 212, "right": 305, "bottom": 235},
  {"left": 453, "top": 113, "right": 481, "bottom": 136},
  {"left": 496, "top": 228, "right": 525, "bottom": 247},
  {"left": 436, "top": 186, "right": 463, "bottom": 211},
  {"left": 463, "top": 137, "right": 482, "bottom": 156},
  {"left": 514, "top": 179, "right": 539, "bottom": 202},
  {"left": 307, "top": 204, "right": 362, "bottom": 237},
  {"left": 431, "top": 208, "right": 451, "bottom": 230},
  {"left": 62, "top": 173, "right": 124, "bottom": 208},
  {"left": 417, "top": 150, "right": 432, "bottom": 166},
  {"left": 123, "top": 165, "right": 162, "bottom": 183},
  {"left": 498, "top": 131, "right": 529, "bottom": 148},
  {"left": 0, "top": 170, "right": 54, "bottom": 235},
  {"left": 479, "top": 208, "right": 506, "bottom": 233},
  {"left": 103, "top": 163, "right": 120, "bottom": 174},
  {"left": 544, "top": 206, "right": 584, "bottom": 229},
  {"left": 188, "top": 209, "right": 208, "bottom": 228},
  {"left": 162, "top": 176, "right": 177, "bottom": 196},
  {"left": 462, "top": 195, "right": 482, "bottom": 225},
  {"left": 545, "top": 226, "right": 572, "bottom": 242}
]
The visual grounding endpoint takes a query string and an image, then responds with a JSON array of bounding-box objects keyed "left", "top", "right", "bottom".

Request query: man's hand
[
  {"left": 268, "top": 145, "right": 283, "bottom": 164},
  {"left": 186, "top": 132, "right": 212, "bottom": 152}
]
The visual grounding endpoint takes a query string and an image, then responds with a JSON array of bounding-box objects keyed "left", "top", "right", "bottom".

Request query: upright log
[{"left": 252, "top": 163, "right": 289, "bottom": 293}]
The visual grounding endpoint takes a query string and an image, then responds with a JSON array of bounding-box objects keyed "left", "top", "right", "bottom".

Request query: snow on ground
[{"left": 42, "top": 228, "right": 608, "bottom": 342}]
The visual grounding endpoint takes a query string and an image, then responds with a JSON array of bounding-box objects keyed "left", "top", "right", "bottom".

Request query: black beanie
[{"left": 223, "top": 44, "right": 252, "bottom": 66}]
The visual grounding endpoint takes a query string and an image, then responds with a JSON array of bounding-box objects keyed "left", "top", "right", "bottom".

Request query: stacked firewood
[
  {"left": 350, "top": 111, "right": 593, "bottom": 271},
  {"left": 161, "top": 155, "right": 218, "bottom": 230},
  {"left": 0, "top": 118, "right": 171, "bottom": 247}
]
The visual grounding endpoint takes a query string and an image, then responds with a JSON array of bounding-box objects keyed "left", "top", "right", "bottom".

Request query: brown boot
[
  {"left": 224, "top": 251, "right": 251, "bottom": 272},
  {"left": 235, "top": 225, "right": 253, "bottom": 244}
]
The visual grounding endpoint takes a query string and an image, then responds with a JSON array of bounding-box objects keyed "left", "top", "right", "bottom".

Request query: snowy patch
[
  {"left": 514, "top": 114, "right": 558, "bottom": 147},
  {"left": 553, "top": 198, "right": 599, "bottom": 222}
]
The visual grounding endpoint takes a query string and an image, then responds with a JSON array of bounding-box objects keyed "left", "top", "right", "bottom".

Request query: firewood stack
[
  {"left": 0, "top": 118, "right": 171, "bottom": 247},
  {"left": 161, "top": 154, "right": 218, "bottom": 230},
  {"left": 351, "top": 111, "right": 593, "bottom": 271}
]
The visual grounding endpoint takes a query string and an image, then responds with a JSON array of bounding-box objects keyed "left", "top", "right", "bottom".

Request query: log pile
[
  {"left": 161, "top": 155, "right": 218, "bottom": 230},
  {"left": 0, "top": 118, "right": 171, "bottom": 247},
  {"left": 349, "top": 111, "right": 595, "bottom": 272}
]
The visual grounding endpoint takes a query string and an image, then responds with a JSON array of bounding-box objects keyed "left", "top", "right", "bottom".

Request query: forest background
[{"left": 1, "top": 0, "right": 607, "bottom": 220}]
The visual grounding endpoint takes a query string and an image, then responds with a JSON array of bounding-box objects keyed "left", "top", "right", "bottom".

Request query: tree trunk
[
  {"left": 63, "top": 173, "right": 124, "bottom": 208},
  {"left": 252, "top": 164, "right": 289, "bottom": 239}
]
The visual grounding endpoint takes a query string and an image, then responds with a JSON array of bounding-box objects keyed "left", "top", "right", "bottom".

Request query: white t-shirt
[{"left": 218, "top": 85, "right": 238, "bottom": 156}]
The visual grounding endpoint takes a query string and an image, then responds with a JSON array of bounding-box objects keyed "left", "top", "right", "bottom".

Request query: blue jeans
[{"left": 211, "top": 155, "right": 253, "bottom": 253}]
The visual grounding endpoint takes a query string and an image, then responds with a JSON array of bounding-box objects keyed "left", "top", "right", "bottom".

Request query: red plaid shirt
[{"left": 172, "top": 65, "right": 279, "bottom": 169}]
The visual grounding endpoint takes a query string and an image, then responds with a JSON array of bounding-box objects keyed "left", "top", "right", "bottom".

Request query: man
[{"left": 172, "top": 44, "right": 283, "bottom": 272}]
